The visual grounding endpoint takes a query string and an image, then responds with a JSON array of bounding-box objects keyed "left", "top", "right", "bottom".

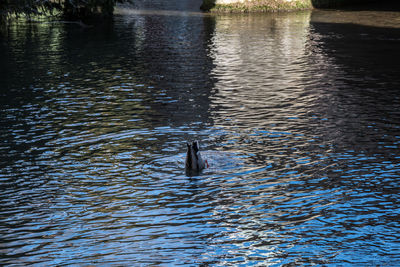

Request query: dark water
[{"left": 1, "top": 1, "right": 400, "bottom": 265}]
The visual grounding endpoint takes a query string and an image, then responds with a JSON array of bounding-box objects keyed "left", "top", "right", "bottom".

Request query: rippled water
[{"left": 1, "top": 1, "right": 400, "bottom": 265}]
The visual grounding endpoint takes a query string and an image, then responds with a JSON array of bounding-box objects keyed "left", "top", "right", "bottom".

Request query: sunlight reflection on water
[{"left": 1, "top": 2, "right": 400, "bottom": 266}]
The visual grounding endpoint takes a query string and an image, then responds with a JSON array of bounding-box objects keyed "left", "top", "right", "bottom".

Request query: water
[{"left": 1, "top": 1, "right": 400, "bottom": 265}]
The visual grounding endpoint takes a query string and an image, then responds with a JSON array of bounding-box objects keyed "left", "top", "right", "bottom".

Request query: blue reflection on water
[{"left": 1, "top": 3, "right": 400, "bottom": 266}]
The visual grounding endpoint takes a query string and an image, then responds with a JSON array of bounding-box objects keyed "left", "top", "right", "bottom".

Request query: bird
[{"left": 185, "top": 141, "right": 208, "bottom": 175}]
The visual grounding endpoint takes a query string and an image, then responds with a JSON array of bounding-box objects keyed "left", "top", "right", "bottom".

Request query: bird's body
[{"left": 185, "top": 141, "right": 208, "bottom": 175}]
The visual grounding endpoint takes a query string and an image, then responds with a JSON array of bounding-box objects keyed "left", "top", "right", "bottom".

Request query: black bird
[{"left": 185, "top": 141, "right": 208, "bottom": 174}]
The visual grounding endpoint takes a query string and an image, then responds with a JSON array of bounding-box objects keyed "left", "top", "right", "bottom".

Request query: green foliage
[
  {"left": 0, "top": 0, "right": 126, "bottom": 22},
  {"left": 0, "top": 0, "right": 61, "bottom": 19},
  {"left": 204, "top": 0, "right": 312, "bottom": 13}
]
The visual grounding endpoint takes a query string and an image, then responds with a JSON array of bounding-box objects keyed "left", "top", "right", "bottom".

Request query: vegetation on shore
[
  {"left": 201, "top": 0, "right": 382, "bottom": 12},
  {"left": 0, "top": 0, "right": 127, "bottom": 23},
  {"left": 202, "top": 0, "right": 312, "bottom": 13}
]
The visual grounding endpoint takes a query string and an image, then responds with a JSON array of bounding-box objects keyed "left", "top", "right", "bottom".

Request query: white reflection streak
[
  {"left": 209, "top": 12, "right": 312, "bottom": 127},
  {"left": 206, "top": 12, "right": 313, "bottom": 264}
]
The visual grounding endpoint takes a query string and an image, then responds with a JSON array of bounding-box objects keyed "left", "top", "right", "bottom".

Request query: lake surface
[{"left": 1, "top": 1, "right": 400, "bottom": 265}]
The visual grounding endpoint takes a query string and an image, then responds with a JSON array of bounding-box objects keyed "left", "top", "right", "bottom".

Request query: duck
[{"left": 185, "top": 141, "right": 208, "bottom": 175}]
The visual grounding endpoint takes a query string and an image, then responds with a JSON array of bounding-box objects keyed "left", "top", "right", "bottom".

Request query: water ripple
[{"left": 1, "top": 3, "right": 400, "bottom": 266}]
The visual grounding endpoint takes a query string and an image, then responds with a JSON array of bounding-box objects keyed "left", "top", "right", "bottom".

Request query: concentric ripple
[{"left": 1, "top": 1, "right": 400, "bottom": 265}]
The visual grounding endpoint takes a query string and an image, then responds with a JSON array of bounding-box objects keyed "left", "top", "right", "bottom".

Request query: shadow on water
[
  {"left": 312, "top": 0, "right": 400, "bottom": 11},
  {"left": 308, "top": 13, "right": 400, "bottom": 151},
  {"left": 305, "top": 16, "right": 400, "bottom": 212}
]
